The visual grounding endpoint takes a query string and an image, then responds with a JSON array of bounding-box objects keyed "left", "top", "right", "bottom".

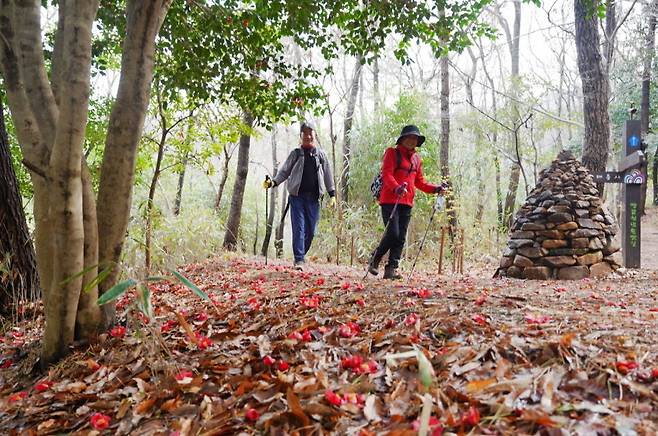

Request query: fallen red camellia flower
[
  {"left": 109, "top": 326, "right": 126, "bottom": 338},
  {"left": 90, "top": 412, "right": 112, "bottom": 430},
  {"left": 245, "top": 408, "right": 260, "bottom": 421},
  {"left": 615, "top": 361, "right": 639, "bottom": 374}
]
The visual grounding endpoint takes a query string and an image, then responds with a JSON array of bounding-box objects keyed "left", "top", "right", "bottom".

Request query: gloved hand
[
  {"left": 328, "top": 196, "right": 336, "bottom": 208},
  {"left": 395, "top": 182, "right": 408, "bottom": 196},
  {"left": 263, "top": 177, "right": 274, "bottom": 190},
  {"left": 436, "top": 182, "right": 449, "bottom": 194}
]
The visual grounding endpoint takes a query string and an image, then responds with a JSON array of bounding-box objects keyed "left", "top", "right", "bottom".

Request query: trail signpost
[{"left": 593, "top": 119, "right": 645, "bottom": 268}]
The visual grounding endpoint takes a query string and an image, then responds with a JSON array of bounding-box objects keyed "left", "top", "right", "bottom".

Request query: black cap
[
  {"left": 396, "top": 125, "right": 425, "bottom": 147},
  {"left": 300, "top": 121, "right": 315, "bottom": 134}
]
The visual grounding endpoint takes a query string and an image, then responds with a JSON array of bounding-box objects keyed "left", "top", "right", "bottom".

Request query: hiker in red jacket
[{"left": 368, "top": 125, "right": 446, "bottom": 279}]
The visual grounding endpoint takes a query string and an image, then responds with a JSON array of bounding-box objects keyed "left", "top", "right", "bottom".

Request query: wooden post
[
  {"left": 459, "top": 228, "right": 465, "bottom": 273},
  {"left": 336, "top": 235, "right": 340, "bottom": 265},
  {"left": 350, "top": 235, "right": 355, "bottom": 266},
  {"left": 438, "top": 226, "right": 446, "bottom": 275}
]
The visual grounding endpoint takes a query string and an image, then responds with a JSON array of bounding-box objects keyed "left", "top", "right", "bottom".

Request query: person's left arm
[
  {"left": 321, "top": 150, "right": 336, "bottom": 197},
  {"left": 414, "top": 157, "right": 441, "bottom": 194}
]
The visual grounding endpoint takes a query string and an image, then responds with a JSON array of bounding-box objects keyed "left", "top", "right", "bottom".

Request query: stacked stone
[{"left": 498, "top": 150, "right": 622, "bottom": 280}]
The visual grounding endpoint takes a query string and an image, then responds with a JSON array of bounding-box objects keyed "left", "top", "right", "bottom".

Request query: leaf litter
[{"left": 0, "top": 255, "right": 657, "bottom": 434}]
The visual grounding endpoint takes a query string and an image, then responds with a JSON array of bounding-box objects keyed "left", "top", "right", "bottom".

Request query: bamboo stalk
[{"left": 438, "top": 226, "right": 446, "bottom": 275}]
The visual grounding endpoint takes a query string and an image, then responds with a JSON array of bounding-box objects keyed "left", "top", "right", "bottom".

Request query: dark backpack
[{"left": 370, "top": 149, "right": 416, "bottom": 200}]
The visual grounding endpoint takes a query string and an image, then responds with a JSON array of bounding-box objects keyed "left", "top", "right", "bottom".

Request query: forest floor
[{"left": 0, "top": 251, "right": 658, "bottom": 435}]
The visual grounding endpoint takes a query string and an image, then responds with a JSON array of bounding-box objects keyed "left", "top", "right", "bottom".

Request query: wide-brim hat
[{"left": 396, "top": 124, "right": 425, "bottom": 147}]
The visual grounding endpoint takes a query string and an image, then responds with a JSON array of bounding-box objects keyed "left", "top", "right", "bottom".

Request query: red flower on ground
[
  {"left": 277, "top": 360, "right": 290, "bottom": 371},
  {"left": 615, "top": 361, "right": 639, "bottom": 374},
  {"left": 524, "top": 314, "right": 552, "bottom": 324},
  {"left": 324, "top": 389, "right": 343, "bottom": 406},
  {"left": 315, "top": 278, "right": 325, "bottom": 286},
  {"left": 263, "top": 355, "right": 275, "bottom": 366},
  {"left": 354, "top": 283, "right": 365, "bottom": 291},
  {"left": 356, "top": 299, "right": 365, "bottom": 307},
  {"left": 339, "top": 322, "right": 360, "bottom": 338},
  {"left": 245, "top": 408, "right": 259, "bottom": 421},
  {"left": 341, "top": 282, "right": 351, "bottom": 290},
  {"left": 34, "top": 380, "right": 53, "bottom": 392},
  {"left": 8, "top": 391, "right": 27, "bottom": 402},
  {"left": 287, "top": 331, "right": 303, "bottom": 341},
  {"left": 160, "top": 319, "right": 178, "bottom": 333},
  {"left": 175, "top": 370, "right": 194, "bottom": 382},
  {"left": 90, "top": 413, "right": 111, "bottom": 430},
  {"left": 195, "top": 312, "right": 209, "bottom": 322},
  {"left": 413, "top": 416, "right": 443, "bottom": 434},
  {"left": 109, "top": 326, "right": 126, "bottom": 338},
  {"left": 301, "top": 330, "right": 313, "bottom": 342},
  {"left": 196, "top": 334, "right": 212, "bottom": 350},
  {"left": 462, "top": 406, "right": 480, "bottom": 426},
  {"left": 405, "top": 313, "right": 419, "bottom": 326},
  {"left": 472, "top": 314, "right": 487, "bottom": 326},
  {"left": 475, "top": 294, "right": 487, "bottom": 306},
  {"left": 0, "top": 359, "right": 13, "bottom": 369}
]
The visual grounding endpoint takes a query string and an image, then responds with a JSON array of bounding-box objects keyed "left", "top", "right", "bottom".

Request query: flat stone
[
  {"left": 578, "top": 218, "right": 602, "bottom": 229},
  {"left": 532, "top": 207, "right": 548, "bottom": 215},
  {"left": 508, "top": 239, "right": 535, "bottom": 249},
  {"left": 546, "top": 223, "right": 556, "bottom": 229},
  {"left": 506, "top": 265, "right": 523, "bottom": 278},
  {"left": 513, "top": 255, "right": 535, "bottom": 268},
  {"left": 537, "top": 230, "right": 564, "bottom": 239},
  {"left": 571, "top": 238, "right": 589, "bottom": 248},
  {"left": 521, "top": 222, "right": 546, "bottom": 231},
  {"left": 540, "top": 200, "right": 555, "bottom": 208},
  {"left": 500, "top": 256, "right": 513, "bottom": 268},
  {"left": 603, "top": 237, "right": 620, "bottom": 255},
  {"left": 557, "top": 266, "right": 590, "bottom": 280},
  {"left": 569, "top": 229, "right": 601, "bottom": 238},
  {"left": 604, "top": 252, "right": 623, "bottom": 268},
  {"left": 593, "top": 214, "right": 605, "bottom": 222},
  {"left": 575, "top": 209, "right": 589, "bottom": 218},
  {"left": 574, "top": 200, "right": 590, "bottom": 208},
  {"left": 543, "top": 256, "right": 577, "bottom": 267},
  {"left": 548, "top": 213, "right": 573, "bottom": 223},
  {"left": 548, "top": 205, "right": 572, "bottom": 214},
  {"left": 589, "top": 238, "right": 604, "bottom": 250},
  {"left": 548, "top": 248, "right": 577, "bottom": 256},
  {"left": 556, "top": 222, "right": 579, "bottom": 231},
  {"left": 517, "top": 247, "right": 547, "bottom": 258},
  {"left": 503, "top": 247, "right": 517, "bottom": 257},
  {"left": 523, "top": 266, "right": 552, "bottom": 280},
  {"left": 576, "top": 251, "right": 603, "bottom": 266},
  {"left": 590, "top": 262, "right": 613, "bottom": 278},
  {"left": 542, "top": 239, "right": 568, "bottom": 249},
  {"left": 510, "top": 231, "right": 535, "bottom": 239}
]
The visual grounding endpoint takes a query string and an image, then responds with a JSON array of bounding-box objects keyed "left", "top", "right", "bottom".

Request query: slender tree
[
  {"left": 341, "top": 55, "right": 363, "bottom": 203},
  {"left": 261, "top": 126, "right": 279, "bottom": 257},
  {"left": 574, "top": 0, "right": 610, "bottom": 195},
  {"left": 223, "top": 111, "right": 254, "bottom": 250}
]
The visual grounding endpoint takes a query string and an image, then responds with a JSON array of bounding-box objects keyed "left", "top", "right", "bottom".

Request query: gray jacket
[{"left": 273, "top": 147, "right": 335, "bottom": 197}]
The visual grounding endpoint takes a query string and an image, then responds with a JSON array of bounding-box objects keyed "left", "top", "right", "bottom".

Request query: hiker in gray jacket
[{"left": 263, "top": 121, "right": 336, "bottom": 269}]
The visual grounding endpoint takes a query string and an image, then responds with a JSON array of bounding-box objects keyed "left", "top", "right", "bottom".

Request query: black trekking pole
[
  {"left": 363, "top": 183, "right": 407, "bottom": 280},
  {"left": 407, "top": 192, "right": 445, "bottom": 282},
  {"left": 264, "top": 175, "right": 271, "bottom": 265}
]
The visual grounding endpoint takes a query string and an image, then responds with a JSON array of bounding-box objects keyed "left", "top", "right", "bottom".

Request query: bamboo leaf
[
  {"left": 59, "top": 263, "right": 100, "bottom": 286},
  {"left": 169, "top": 269, "right": 210, "bottom": 301},
  {"left": 82, "top": 265, "right": 114, "bottom": 294},
  {"left": 96, "top": 279, "right": 137, "bottom": 306},
  {"left": 138, "top": 283, "right": 153, "bottom": 319}
]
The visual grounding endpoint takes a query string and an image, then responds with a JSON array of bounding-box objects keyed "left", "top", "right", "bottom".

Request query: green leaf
[
  {"left": 82, "top": 265, "right": 114, "bottom": 294},
  {"left": 416, "top": 348, "right": 435, "bottom": 389},
  {"left": 96, "top": 279, "right": 137, "bottom": 306},
  {"left": 169, "top": 269, "right": 210, "bottom": 301},
  {"left": 138, "top": 283, "right": 153, "bottom": 319},
  {"left": 59, "top": 263, "right": 101, "bottom": 286}
]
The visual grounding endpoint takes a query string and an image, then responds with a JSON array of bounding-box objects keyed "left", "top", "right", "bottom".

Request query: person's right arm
[{"left": 271, "top": 150, "right": 297, "bottom": 186}]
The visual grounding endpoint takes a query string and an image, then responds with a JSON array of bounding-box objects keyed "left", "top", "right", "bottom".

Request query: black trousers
[{"left": 373, "top": 203, "right": 412, "bottom": 269}]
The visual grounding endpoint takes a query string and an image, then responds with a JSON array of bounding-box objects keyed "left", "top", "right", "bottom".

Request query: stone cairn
[{"left": 497, "top": 150, "right": 622, "bottom": 280}]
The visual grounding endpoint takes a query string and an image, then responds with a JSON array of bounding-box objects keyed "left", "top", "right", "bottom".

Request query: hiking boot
[
  {"left": 294, "top": 260, "right": 305, "bottom": 270},
  {"left": 367, "top": 254, "right": 382, "bottom": 276},
  {"left": 383, "top": 266, "right": 402, "bottom": 280}
]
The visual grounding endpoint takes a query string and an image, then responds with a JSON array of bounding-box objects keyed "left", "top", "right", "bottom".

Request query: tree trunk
[
  {"left": 174, "top": 156, "right": 187, "bottom": 216},
  {"left": 96, "top": 0, "right": 172, "bottom": 329},
  {"left": 223, "top": 111, "right": 254, "bottom": 251},
  {"left": 641, "top": 0, "right": 657, "bottom": 211},
  {"left": 495, "top": 152, "right": 503, "bottom": 227},
  {"left": 214, "top": 145, "right": 233, "bottom": 211},
  {"left": 574, "top": 0, "right": 610, "bottom": 195},
  {"left": 340, "top": 55, "right": 363, "bottom": 203},
  {"left": 439, "top": 55, "right": 457, "bottom": 233},
  {"left": 0, "top": 99, "right": 39, "bottom": 315},
  {"left": 261, "top": 127, "right": 278, "bottom": 257},
  {"left": 144, "top": 127, "right": 167, "bottom": 274},
  {"left": 373, "top": 56, "right": 380, "bottom": 114}
]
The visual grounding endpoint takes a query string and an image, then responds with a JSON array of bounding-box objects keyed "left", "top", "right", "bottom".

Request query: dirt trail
[{"left": 641, "top": 205, "right": 658, "bottom": 269}]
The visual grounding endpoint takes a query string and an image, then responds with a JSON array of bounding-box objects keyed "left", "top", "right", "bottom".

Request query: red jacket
[{"left": 379, "top": 145, "right": 439, "bottom": 207}]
